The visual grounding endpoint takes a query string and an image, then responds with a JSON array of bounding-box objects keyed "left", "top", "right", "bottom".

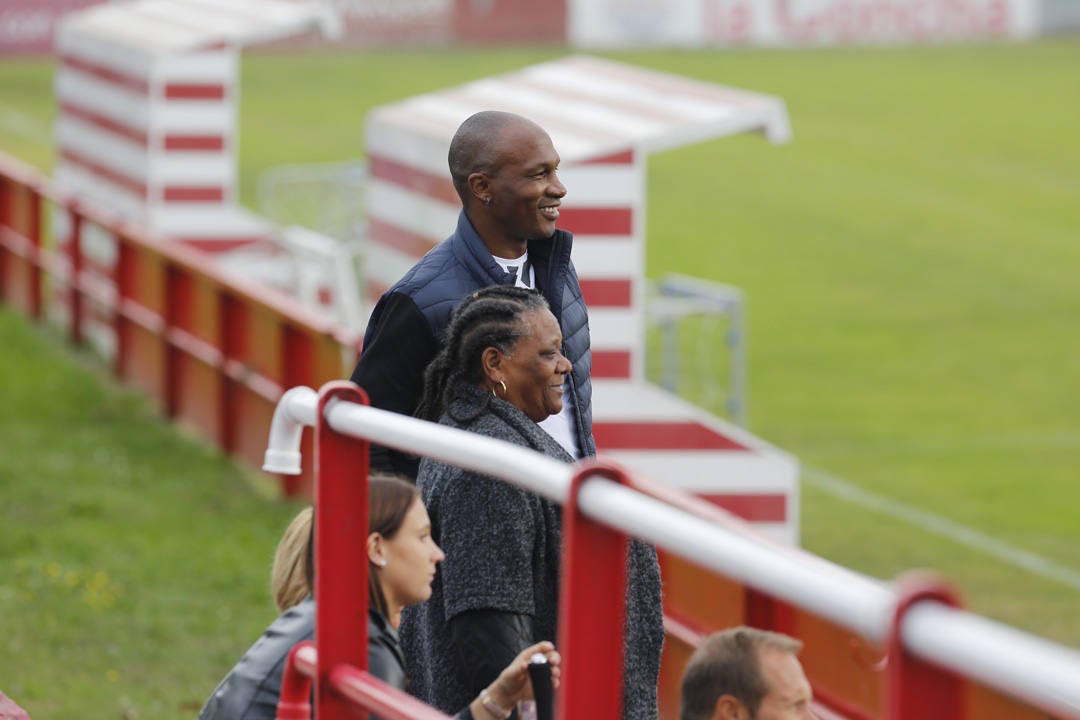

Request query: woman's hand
[{"left": 473, "top": 641, "right": 561, "bottom": 718}]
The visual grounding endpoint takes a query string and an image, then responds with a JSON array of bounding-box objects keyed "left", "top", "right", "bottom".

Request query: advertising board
[
  {"left": 0, "top": 0, "right": 103, "bottom": 56},
  {"left": 569, "top": 0, "right": 1041, "bottom": 47},
  {"left": 269, "top": 0, "right": 564, "bottom": 48}
]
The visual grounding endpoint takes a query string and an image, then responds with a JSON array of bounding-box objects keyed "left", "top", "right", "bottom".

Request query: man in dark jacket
[{"left": 350, "top": 110, "right": 596, "bottom": 478}]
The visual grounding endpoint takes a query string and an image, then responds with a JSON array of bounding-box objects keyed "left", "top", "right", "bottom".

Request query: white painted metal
[
  {"left": 326, "top": 400, "right": 573, "bottom": 505},
  {"left": 262, "top": 386, "right": 317, "bottom": 474},
  {"left": 574, "top": 476, "right": 893, "bottom": 639},
  {"left": 903, "top": 603, "right": 1080, "bottom": 717}
]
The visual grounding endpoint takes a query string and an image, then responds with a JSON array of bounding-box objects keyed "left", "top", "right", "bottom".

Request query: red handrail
[{"left": 277, "top": 642, "right": 316, "bottom": 720}]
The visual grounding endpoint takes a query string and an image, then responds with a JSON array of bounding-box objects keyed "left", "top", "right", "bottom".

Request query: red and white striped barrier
[
  {"left": 53, "top": 0, "right": 338, "bottom": 248},
  {"left": 592, "top": 380, "right": 798, "bottom": 542},
  {"left": 49, "top": 0, "right": 341, "bottom": 353}
]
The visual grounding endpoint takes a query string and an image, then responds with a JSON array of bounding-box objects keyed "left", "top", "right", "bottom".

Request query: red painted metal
[
  {"left": 369, "top": 216, "right": 439, "bottom": 257},
  {"left": 556, "top": 207, "right": 633, "bottom": 236},
  {"left": 172, "top": 236, "right": 269, "bottom": 253},
  {"left": 0, "top": 178, "right": 43, "bottom": 318},
  {"left": 58, "top": 100, "right": 226, "bottom": 151},
  {"left": 627, "top": 471, "right": 759, "bottom": 535},
  {"left": 277, "top": 641, "right": 315, "bottom": 720},
  {"left": 745, "top": 587, "right": 782, "bottom": 631},
  {"left": 451, "top": 0, "right": 566, "bottom": 43},
  {"left": 0, "top": 152, "right": 354, "bottom": 490},
  {"left": 59, "top": 147, "right": 147, "bottom": 198},
  {"left": 557, "top": 458, "right": 633, "bottom": 720},
  {"left": 887, "top": 572, "right": 965, "bottom": 720},
  {"left": 577, "top": 148, "right": 635, "bottom": 165},
  {"left": 329, "top": 666, "right": 452, "bottom": 720},
  {"left": 592, "top": 421, "right": 750, "bottom": 450},
  {"left": 698, "top": 493, "right": 787, "bottom": 522},
  {"left": 218, "top": 292, "right": 245, "bottom": 453},
  {"left": 113, "top": 239, "right": 135, "bottom": 379},
  {"left": 578, "top": 278, "right": 633, "bottom": 308},
  {"left": 314, "top": 381, "right": 371, "bottom": 719},
  {"left": 369, "top": 154, "right": 459, "bottom": 205},
  {"left": 163, "top": 265, "right": 189, "bottom": 418},
  {"left": 26, "top": 187, "right": 42, "bottom": 319},
  {"left": 161, "top": 185, "right": 225, "bottom": 202},
  {"left": 813, "top": 688, "right": 877, "bottom": 720},
  {"left": 162, "top": 135, "right": 226, "bottom": 151},
  {"left": 663, "top": 612, "right": 707, "bottom": 647},
  {"left": 590, "top": 349, "right": 632, "bottom": 378},
  {"left": 283, "top": 325, "right": 315, "bottom": 389},
  {"left": 0, "top": 176, "right": 8, "bottom": 302},
  {"left": 60, "top": 54, "right": 149, "bottom": 93},
  {"left": 60, "top": 100, "right": 149, "bottom": 144},
  {"left": 67, "top": 205, "right": 84, "bottom": 344},
  {"left": 164, "top": 83, "right": 227, "bottom": 100}
]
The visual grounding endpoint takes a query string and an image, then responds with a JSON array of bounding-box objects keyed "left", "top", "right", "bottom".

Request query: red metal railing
[
  {"left": 277, "top": 642, "right": 450, "bottom": 720},
  {"left": 277, "top": 384, "right": 639, "bottom": 718},
  {"left": 0, "top": 150, "right": 355, "bottom": 495},
  {"left": 269, "top": 385, "right": 1080, "bottom": 720}
]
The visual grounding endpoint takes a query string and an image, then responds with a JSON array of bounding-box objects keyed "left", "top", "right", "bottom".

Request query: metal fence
[{"left": 267, "top": 383, "right": 1080, "bottom": 720}]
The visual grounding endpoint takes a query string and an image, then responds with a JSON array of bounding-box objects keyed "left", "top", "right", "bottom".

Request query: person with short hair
[
  {"left": 402, "top": 286, "right": 664, "bottom": 720},
  {"left": 680, "top": 627, "right": 817, "bottom": 720},
  {"left": 350, "top": 110, "right": 595, "bottom": 479}
]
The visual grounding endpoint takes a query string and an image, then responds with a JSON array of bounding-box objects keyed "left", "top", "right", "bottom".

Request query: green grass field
[
  {"left": 0, "top": 309, "right": 305, "bottom": 718},
  {"left": 2, "top": 40, "right": 1079, "bottom": 718}
]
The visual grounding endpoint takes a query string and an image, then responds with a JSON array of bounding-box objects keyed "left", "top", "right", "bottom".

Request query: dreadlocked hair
[{"left": 416, "top": 285, "right": 550, "bottom": 422}]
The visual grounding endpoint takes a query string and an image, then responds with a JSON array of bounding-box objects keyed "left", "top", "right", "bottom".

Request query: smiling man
[
  {"left": 350, "top": 111, "right": 596, "bottom": 478},
  {"left": 680, "top": 627, "right": 818, "bottom": 720}
]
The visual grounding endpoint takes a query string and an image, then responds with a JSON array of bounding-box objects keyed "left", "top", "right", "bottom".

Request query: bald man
[
  {"left": 350, "top": 111, "right": 596, "bottom": 478},
  {"left": 681, "top": 627, "right": 818, "bottom": 720},
  {"left": 358, "top": 113, "right": 663, "bottom": 719}
]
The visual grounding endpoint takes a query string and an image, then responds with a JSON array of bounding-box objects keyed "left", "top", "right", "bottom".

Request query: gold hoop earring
[{"left": 499, "top": 380, "right": 508, "bottom": 395}]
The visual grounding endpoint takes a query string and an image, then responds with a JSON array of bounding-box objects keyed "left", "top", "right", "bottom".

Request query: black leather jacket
[
  {"left": 368, "top": 609, "right": 407, "bottom": 690},
  {"left": 198, "top": 597, "right": 315, "bottom": 720},
  {"left": 369, "top": 612, "right": 473, "bottom": 720},
  {"left": 199, "top": 599, "right": 472, "bottom": 720}
]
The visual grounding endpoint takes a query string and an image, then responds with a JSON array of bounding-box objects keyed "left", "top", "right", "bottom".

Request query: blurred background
[{"left": 1, "top": 1, "right": 1078, "bottom": 718}]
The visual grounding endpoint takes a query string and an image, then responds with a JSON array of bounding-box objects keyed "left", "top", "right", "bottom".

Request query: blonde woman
[
  {"left": 200, "top": 477, "right": 559, "bottom": 720},
  {"left": 270, "top": 506, "right": 312, "bottom": 613}
]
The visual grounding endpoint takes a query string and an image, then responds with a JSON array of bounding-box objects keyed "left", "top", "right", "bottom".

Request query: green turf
[
  {"left": 627, "top": 43, "right": 1080, "bottom": 639},
  {"left": 0, "top": 59, "right": 54, "bottom": 170},
  {"left": 0, "top": 309, "right": 304, "bottom": 718},
  {"left": 2, "top": 42, "right": 1079, "bottom": 717}
]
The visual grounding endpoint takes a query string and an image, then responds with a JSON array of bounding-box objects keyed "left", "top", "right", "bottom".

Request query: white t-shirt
[
  {"left": 492, "top": 252, "right": 580, "bottom": 459},
  {"left": 492, "top": 251, "right": 535, "bottom": 290}
]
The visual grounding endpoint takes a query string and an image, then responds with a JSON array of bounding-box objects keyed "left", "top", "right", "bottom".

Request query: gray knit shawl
[{"left": 400, "top": 383, "right": 664, "bottom": 719}]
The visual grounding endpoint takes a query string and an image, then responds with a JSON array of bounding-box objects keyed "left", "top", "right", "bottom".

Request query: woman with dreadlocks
[{"left": 401, "top": 286, "right": 664, "bottom": 720}]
